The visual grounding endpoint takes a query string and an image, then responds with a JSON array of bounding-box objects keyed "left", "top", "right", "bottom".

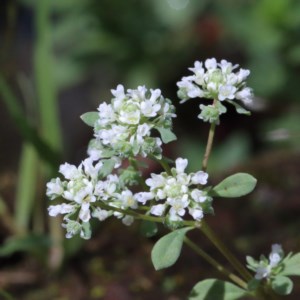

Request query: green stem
[
  {"left": 95, "top": 202, "right": 197, "bottom": 227},
  {"left": 149, "top": 155, "right": 172, "bottom": 174},
  {"left": 184, "top": 237, "right": 248, "bottom": 290},
  {"left": 202, "top": 122, "right": 217, "bottom": 172},
  {"left": 201, "top": 221, "right": 252, "bottom": 282}
]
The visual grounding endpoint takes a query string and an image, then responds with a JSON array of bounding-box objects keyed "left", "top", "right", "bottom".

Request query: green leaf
[
  {"left": 0, "top": 75, "right": 61, "bottom": 167},
  {"left": 247, "top": 279, "right": 260, "bottom": 291},
  {"left": 0, "top": 289, "right": 14, "bottom": 300},
  {"left": 210, "top": 173, "right": 257, "bottom": 198},
  {"left": 246, "top": 256, "right": 259, "bottom": 268},
  {"left": 189, "top": 279, "right": 248, "bottom": 300},
  {"left": 271, "top": 276, "right": 293, "bottom": 295},
  {"left": 0, "top": 234, "right": 51, "bottom": 257},
  {"left": 281, "top": 253, "right": 300, "bottom": 276},
  {"left": 151, "top": 227, "right": 192, "bottom": 270},
  {"left": 156, "top": 127, "right": 177, "bottom": 143},
  {"left": 140, "top": 220, "right": 158, "bottom": 237},
  {"left": 99, "top": 158, "right": 116, "bottom": 177},
  {"left": 81, "top": 222, "right": 92, "bottom": 240},
  {"left": 80, "top": 112, "right": 98, "bottom": 127}
]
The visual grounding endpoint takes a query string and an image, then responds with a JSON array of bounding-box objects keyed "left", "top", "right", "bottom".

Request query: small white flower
[
  {"left": 146, "top": 174, "right": 166, "bottom": 190},
  {"left": 191, "top": 171, "right": 208, "bottom": 185},
  {"left": 189, "top": 207, "right": 204, "bottom": 221},
  {"left": 92, "top": 208, "right": 110, "bottom": 221},
  {"left": 236, "top": 69, "right": 250, "bottom": 82},
  {"left": 218, "top": 85, "right": 237, "bottom": 101},
  {"left": 98, "top": 102, "right": 115, "bottom": 125},
  {"left": 136, "top": 124, "right": 151, "bottom": 144},
  {"left": 205, "top": 58, "right": 217, "bottom": 70},
  {"left": 120, "top": 190, "right": 138, "bottom": 209},
  {"left": 134, "top": 192, "right": 154, "bottom": 205},
  {"left": 82, "top": 158, "right": 103, "bottom": 180},
  {"left": 235, "top": 87, "right": 252, "bottom": 103},
  {"left": 119, "top": 107, "right": 141, "bottom": 125},
  {"left": 140, "top": 100, "right": 160, "bottom": 117},
  {"left": 191, "top": 189, "right": 207, "bottom": 203},
  {"left": 48, "top": 204, "right": 74, "bottom": 217},
  {"left": 269, "top": 244, "right": 283, "bottom": 267},
  {"left": 59, "top": 163, "right": 80, "bottom": 180},
  {"left": 111, "top": 84, "right": 126, "bottom": 103},
  {"left": 255, "top": 265, "right": 271, "bottom": 280},
  {"left": 46, "top": 178, "right": 64, "bottom": 199},
  {"left": 219, "top": 59, "right": 238, "bottom": 74},
  {"left": 168, "top": 195, "right": 189, "bottom": 217},
  {"left": 79, "top": 202, "right": 91, "bottom": 222},
  {"left": 175, "top": 158, "right": 188, "bottom": 174},
  {"left": 269, "top": 253, "right": 281, "bottom": 267},
  {"left": 151, "top": 204, "right": 166, "bottom": 216}
]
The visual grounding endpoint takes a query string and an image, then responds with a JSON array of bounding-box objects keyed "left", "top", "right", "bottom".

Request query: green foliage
[
  {"left": 156, "top": 127, "right": 177, "bottom": 143},
  {"left": 281, "top": 253, "right": 300, "bottom": 276},
  {"left": 81, "top": 222, "right": 92, "bottom": 240},
  {"left": 247, "top": 279, "right": 260, "bottom": 291},
  {"left": 151, "top": 227, "right": 193, "bottom": 270},
  {"left": 271, "top": 276, "right": 293, "bottom": 295},
  {"left": 140, "top": 220, "right": 158, "bottom": 238},
  {"left": 189, "top": 279, "right": 248, "bottom": 300},
  {"left": 0, "top": 289, "right": 14, "bottom": 300},
  {"left": 210, "top": 173, "right": 257, "bottom": 198},
  {"left": 0, "top": 234, "right": 51, "bottom": 257},
  {"left": 119, "top": 166, "right": 140, "bottom": 186},
  {"left": 99, "top": 158, "right": 116, "bottom": 177},
  {"left": 80, "top": 112, "right": 99, "bottom": 127}
]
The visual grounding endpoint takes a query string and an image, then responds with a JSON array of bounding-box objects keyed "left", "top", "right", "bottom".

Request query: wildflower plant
[{"left": 47, "top": 58, "right": 300, "bottom": 299}]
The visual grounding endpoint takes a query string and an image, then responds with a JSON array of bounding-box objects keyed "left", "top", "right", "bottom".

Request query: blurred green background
[{"left": 0, "top": 0, "right": 300, "bottom": 299}]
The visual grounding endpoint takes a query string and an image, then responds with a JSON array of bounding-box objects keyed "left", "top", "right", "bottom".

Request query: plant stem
[
  {"left": 200, "top": 221, "right": 252, "bottom": 282},
  {"left": 184, "top": 237, "right": 248, "bottom": 290},
  {"left": 95, "top": 202, "right": 197, "bottom": 227},
  {"left": 149, "top": 154, "right": 172, "bottom": 174},
  {"left": 202, "top": 123, "right": 216, "bottom": 172}
]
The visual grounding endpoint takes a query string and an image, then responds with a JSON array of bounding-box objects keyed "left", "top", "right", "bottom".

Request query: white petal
[
  {"left": 175, "top": 158, "right": 188, "bottom": 173},
  {"left": 150, "top": 204, "right": 166, "bottom": 216},
  {"left": 191, "top": 171, "right": 208, "bottom": 185}
]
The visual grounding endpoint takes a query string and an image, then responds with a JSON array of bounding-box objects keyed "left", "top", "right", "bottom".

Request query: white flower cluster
[
  {"left": 177, "top": 58, "right": 253, "bottom": 123},
  {"left": 89, "top": 84, "right": 176, "bottom": 160},
  {"left": 247, "top": 244, "right": 284, "bottom": 280},
  {"left": 47, "top": 157, "right": 139, "bottom": 238},
  {"left": 134, "top": 158, "right": 212, "bottom": 223}
]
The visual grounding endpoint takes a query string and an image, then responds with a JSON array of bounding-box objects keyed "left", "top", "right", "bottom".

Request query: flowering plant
[{"left": 47, "top": 58, "right": 300, "bottom": 299}]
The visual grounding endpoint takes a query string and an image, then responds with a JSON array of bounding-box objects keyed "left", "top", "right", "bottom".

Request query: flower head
[
  {"left": 89, "top": 85, "right": 176, "bottom": 160},
  {"left": 46, "top": 157, "right": 137, "bottom": 238},
  {"left": 177, "top": 58, "right": 253, "bottom": 123},
  {"left": 143, "top": 157, "right": 212, "bottom": 223},
  {"left": 247, "top": 244, "right": 284, "bottom": 281}
]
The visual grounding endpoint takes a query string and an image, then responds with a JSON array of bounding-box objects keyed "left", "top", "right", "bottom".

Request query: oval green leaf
[
  {"left": 210, "top": 173, "right": 257, "bottom": 198},
  {"left": 140, "top": 220, "right": 158, "bottom": 238},
  {"left": 80, "top": 112, "right": 98, "bottom": 127},
  {"left": 156, "top": 127, "right": 177, "bottom": 143},
  {"left": 271, "top": 276, "right": 293, "bottom": 295},
  {"left": 151, "top": 227, "right": 192, "bottom": 270},
  {"left": 189, "top": 279, "right": 248, "bottom": 300},
  {"left": 281, "top": 253, "right": 300, "bottom": 276}
]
